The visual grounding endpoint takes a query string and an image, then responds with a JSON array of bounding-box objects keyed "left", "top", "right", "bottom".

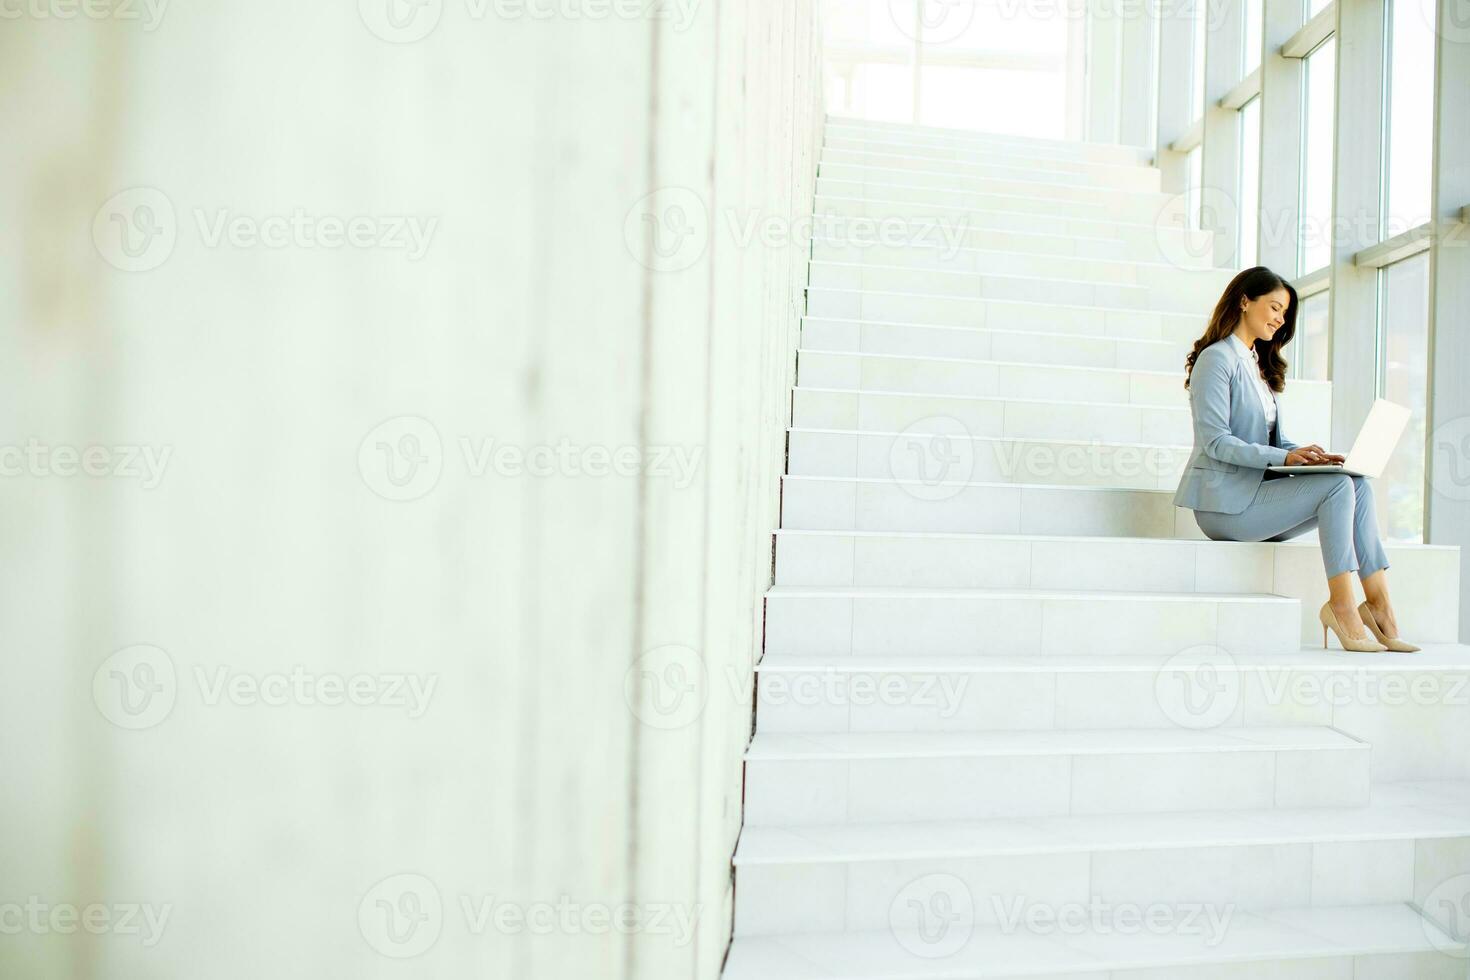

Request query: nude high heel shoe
[
  {"left": 1319, "top": 602, "right": 1387, "bottom": 653},
  {"left": 1358, "top": 601, "right": 1421, "bottom": 653}
]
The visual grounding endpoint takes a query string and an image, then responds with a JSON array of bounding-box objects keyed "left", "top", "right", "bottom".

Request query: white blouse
[{"left": 1227, "top": 333, "right": 1277, "bottom": 425}]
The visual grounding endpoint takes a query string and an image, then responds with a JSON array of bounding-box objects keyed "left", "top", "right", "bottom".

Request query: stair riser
[
  {"left": 743, "top": 746, "right": 1368, "bottom": 825},
  {"left": 815, "top": 196, "right": 1216, "bottom": 263},
  {"left": 797, "top": 351, "right": 1189, "bottom": 408},
  {"left": 823, "top": 130, "right": 1150, "bottom": 167},
  {"left": 808, "top": 214, "right": 1140, "bottom": 262},
  {"left": 817, "top": 179, "right": 1185, "bottom": 232},
  {"left": 800, "top": 318, "right": 1185, "bottom": 372},
  {"left": 818, "top": 163, "right": 1173, "bottom": 209},
  {"left": 763, "top": 594, "right": 1300, "bottom": 657},
  {"left": 780, "top": 478, "right": 1204, "bottom": 538},
  {"left": 792, "top": 390, "right": 1191, "bottom": 445},
  {"left": 804, "top": 288, "right": 1206, "bottom": 343},
  {"left": 734, "top": 837, "right": 1431, "bottom": 937},
  {"left": 795, "top": 352, "right": 1334, "bottom": 428},
  {"left": 788, "top": 430, "right": 1188, "bottom": 490},
  {"left": 819, "top": 148, "right": 1163, "bottom": 191},
  {"left": 808, "top": 262, "right": 1170, "bottom": 312},
  {"left": 754, "top": 666, "right": 1470, "bottom": 738},
  {"left": 771, "top": 535, "right": 1460, "bottom": 642},
  {"left": 810, "top": 238, "right": 1233, "bottom": 298}
]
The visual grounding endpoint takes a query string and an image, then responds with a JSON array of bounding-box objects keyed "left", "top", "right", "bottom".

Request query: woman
[{"left": 1173, "top": 266, "right": 1418, "bottom": 653}]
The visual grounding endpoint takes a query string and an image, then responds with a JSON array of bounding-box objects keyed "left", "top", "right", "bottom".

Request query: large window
[
  {"left": 1383, "top": 0, "right": 1435, "bottom": 234},
  {"left": 1294, "top": 290, "right": 1330, "bottom": 381},
  {"left": 1188, "top": 145, "right": 1204, "bottom": 230},
  {"left": 1243, "top": 0, "right": 1264, "bottom": 75},
  {"left": 1192, "top": 0, "right": 1208, "bottom": 116},
  {"left": 1299, "top": 38, "right": 1335, "bottom": 274},
  {"left": 821, "top": 0, "right": 1071, "bottom": 135},
  {"left": 1377, "top": 253, "right": 1430, "bottom": 542},
  {"left": 1239, "top": 97, "right": 1261, "bottom": 268}
]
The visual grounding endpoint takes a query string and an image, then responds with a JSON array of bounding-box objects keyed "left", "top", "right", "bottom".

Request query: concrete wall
[{"left": 0, "top": 4, "right": 823, "bottom": 978}]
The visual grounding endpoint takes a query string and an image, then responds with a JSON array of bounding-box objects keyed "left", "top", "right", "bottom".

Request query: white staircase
[{"left": 725, "top": 117, "right": 1470, "bottom": 979}]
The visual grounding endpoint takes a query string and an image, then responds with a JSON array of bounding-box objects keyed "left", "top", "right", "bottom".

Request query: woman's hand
[{"left": 1285, "top": 445, "right": 1346, "bottom": 466}]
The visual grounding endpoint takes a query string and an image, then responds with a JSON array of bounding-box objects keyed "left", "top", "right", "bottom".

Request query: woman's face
[{"left": 1239, "top": 287, "right": 1290, "bottom": 345}]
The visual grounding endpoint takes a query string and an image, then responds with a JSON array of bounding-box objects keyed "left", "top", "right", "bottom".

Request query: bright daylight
[{"left": 4, "top": 0, "right": 1470, "bottom": 977}]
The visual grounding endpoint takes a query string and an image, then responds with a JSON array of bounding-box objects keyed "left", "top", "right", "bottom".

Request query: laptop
[{"left": 1266, "top": 398, "right": 1412, "bottom": 478}]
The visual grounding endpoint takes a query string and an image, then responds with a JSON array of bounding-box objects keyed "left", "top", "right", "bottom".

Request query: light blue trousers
[{"left": 1193, "top": 473, "right": 1391, "bottom": 580}]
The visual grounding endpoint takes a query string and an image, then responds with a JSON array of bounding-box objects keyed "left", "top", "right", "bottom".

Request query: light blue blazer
[{"left": 1173, "top": 338, "right": 1301, "bottom": 515}]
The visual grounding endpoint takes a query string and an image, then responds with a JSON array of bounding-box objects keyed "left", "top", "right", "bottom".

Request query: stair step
[
  {"left": 819, "top": 147, "right": 1163, "bottom": 192},
  {"left": 804, "top": 286, "right": 1207, "bottom": 342},
  {"left": 825, "top": 118, "right": 1153, "bottom": 165},
  {"left": 791, "top": 389, "right": 1192, "bottom": 444},
  {"left": 769, "top": 530, "right": 1461, "bottom": 644},
  {"left": 817, "top": 162, "right": 1169, "bottom": 206},
  {"left": 779, "top": 475, "right": 1202, "bottom": 537},
  {"left": 763, "top": 585, "right": 1300, "bottom": 657},
  {"left": 807, "top": 213, "right": 1141, "bottom": 263},
  {"left": 752, "top": 647, "right": 1470, "bottom": 750},
  {"left": 722, "top": 904, "right": 1465, "bottom": 979},
  {"left": 733, "top": 794, "right": 1470, "bottom": 936},
  {"left": 815, "top": 176, "right": 1182, "bottom": 231},
  {"left": 796, "top": 349, "right": 1194, "bottom": 406},
  {"left": 787, "top": 427, "right": 1191, "bottom": 490},
  {"left": 800, "top": 317, "right": 1185, "bottom": 371},
  {"left": 743, "top": 726, "right": 1368, "bottom": 825},
  {"left": 808, "top": 260, "right": 1170, "bottom": 312},
  {"left": 816, "top": 193, "right": 1210, "bottom": 259},
  {"left": 810, "top": 234, "right": 1229, "bottom": 288}
]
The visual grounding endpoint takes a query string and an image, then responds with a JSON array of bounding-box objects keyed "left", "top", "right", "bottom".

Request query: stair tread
[
  {"left": 806, "top": 282, "right": 1212, "bottom": 319},
  {"left": 796, "top": 387, "right": 1192, "bottom": 411},
  {"left": 754, "top": 644, "right": 1470, "bottom": 673},
  {"left": 772, "top": 527, "right": 1455, "bottom": 552},
  {"left": 734, "top": 784, "right": 1470, "bottom": 865},
  {"left": 745, "top": 726, "right": 1361, "bottom": 762},
  {"left": 802, "top": 316, "right": 1184, "bottom": 348},
  {"left": 722, "top": 904, "right": 1463, "bottom": 979},
  {"left": 799, "top": 347, "right": 1320, "bottom": 387},
  {"left": 766, "top": 585, "right": 1296, "bottom": 603}
]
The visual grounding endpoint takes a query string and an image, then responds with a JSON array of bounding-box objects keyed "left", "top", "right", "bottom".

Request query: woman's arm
[{"left": 1190, "top": 347, "right": 1290, "bottom": 469}]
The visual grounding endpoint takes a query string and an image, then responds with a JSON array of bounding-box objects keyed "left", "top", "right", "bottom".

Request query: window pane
[
  {"left": 1239, "top": 97, "right": 1261, "bottom": 268},
  {"left": 829, "top": 62, "right": 915, "bottom": 123},
  {"left": 1193, "top": 0, "right": 1208, "bottom": 116},
  {"left": 1188, "top": 145, "right": 1204, "bottom": 230},
  {"left": 918, "top": 66, "right": 1065, "bottom": 136},
  {"left": 1377, "top": 253, "right": 1430, "bottom": 542},
  {"left": 1308, "top": 0, "right": 1332, "bottom": 16},
  {"left": 1293, "top": 290, "right": 1330, "bottom": 381},
  {"left": 1384, "top": 0, "right": 1435, "bottom": 234},
  {"left": 1244, "top": 0, "right": 1263, "bottom": 75},
  {"left": 1300, "top": 38, "right": 1335, "bottom": 275}
]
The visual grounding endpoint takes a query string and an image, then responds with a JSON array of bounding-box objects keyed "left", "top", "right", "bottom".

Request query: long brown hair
[{"left": 1183, "top": 266, "right": 1298, "bottom": 392}]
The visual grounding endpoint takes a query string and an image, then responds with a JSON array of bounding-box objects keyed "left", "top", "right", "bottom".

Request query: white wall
[{"left": 0, "top": 4, "right": 822, "bottom": 978}]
